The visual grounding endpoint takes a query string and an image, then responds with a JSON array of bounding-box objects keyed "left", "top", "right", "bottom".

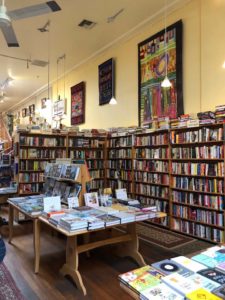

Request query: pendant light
[
  {"left": 161, "top": 0, "right": 172, "bottom": 88},
  {"left": 109, "top": 96, "right": 117, "bottom": 105}
]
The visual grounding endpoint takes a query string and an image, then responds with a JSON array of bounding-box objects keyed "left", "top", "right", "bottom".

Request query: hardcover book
[
  {"left": 119, "top": 265, "right": 152, "bottom": 285},
  {"left": 151, "top": 259, "right": 194, "bottom": 277},
  {"left": 187, "top": 273, "right": 220, "bottom": 291},
  {"left": 185, "top": 288, "right": 221, "bottom": 300},
  {"left": 191, "top": 254, "right": 218, "bottom": 268}
]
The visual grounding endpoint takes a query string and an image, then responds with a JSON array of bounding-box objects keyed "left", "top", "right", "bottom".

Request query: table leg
[
  {"left": 60, "top": 236, "right": 86, "bottom": 296},
  {"left": 8, "top": 205, "right": 14, "bottom": 244},
  {"left": 33, "top": 219, "right": 40, "bottom": 274},
  {"left": 116, "top": 223, "right": 146, "bottom": 267}
]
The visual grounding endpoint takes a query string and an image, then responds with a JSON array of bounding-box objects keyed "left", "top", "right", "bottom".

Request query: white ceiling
[{"left": 0, "top": 0, "right": 189, "bottom": 113}]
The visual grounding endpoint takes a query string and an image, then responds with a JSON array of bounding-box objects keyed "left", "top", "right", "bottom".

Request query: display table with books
[
  {"left": 118, "top": 245, "right": 225, "bottom": 299},
  {"left": 36, "top": 205, "right": 166, "bottom": 296}
]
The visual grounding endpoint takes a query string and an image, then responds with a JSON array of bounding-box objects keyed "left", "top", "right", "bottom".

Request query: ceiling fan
[{"left": 0, "top": 0, "right": 61, "bottom": 47}]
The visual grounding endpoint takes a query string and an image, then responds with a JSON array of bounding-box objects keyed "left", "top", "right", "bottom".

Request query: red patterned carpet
[{"left": 0, "top": 262, "right": 25, "bottom": 300}]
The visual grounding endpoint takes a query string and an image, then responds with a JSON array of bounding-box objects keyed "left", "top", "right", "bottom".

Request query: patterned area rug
[
  {"left": 136, "top": 222, "right": 194, "bottom": 249},
  {"left": 0, "top": 262, "right": 25, "bottom": 300}
]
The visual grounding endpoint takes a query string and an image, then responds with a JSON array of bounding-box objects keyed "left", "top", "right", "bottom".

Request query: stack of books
[
  {"left": 118, "top": 245, "right": 225, "bottom": 299},
  {"left": 215, "top": 105, "right": 225, "bottom": 123}
]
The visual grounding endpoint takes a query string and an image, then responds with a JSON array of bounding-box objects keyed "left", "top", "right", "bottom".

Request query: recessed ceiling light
[{"left": 78, "top": 19, "right": 97, "bottom": 30}]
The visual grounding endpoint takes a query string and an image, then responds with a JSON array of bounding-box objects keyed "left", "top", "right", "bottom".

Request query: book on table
[
  {"left": 84, "top": 192, "right": 99, "bottom": 208},
  {"left": 171, "top": 256, "right": 207, "bottom": 273},
  {"left": 140, "top": 282, "right": 184, "bottom": 300},
  {"left": 185, "top": 288, "right": 221, "bottom": 300},
  {"left": 151, "top": 259, "right": 194, "bottom": 277}
]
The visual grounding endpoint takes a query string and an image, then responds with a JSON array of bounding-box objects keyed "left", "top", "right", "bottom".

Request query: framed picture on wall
[
  {"left": 53, "top": 98, "right": 66, "bottom": 116},
  {"left": 71, "top": 81, "right": 85, "bottom": 125},
  {"left": 41, "top": 98, "right": 47, "bottom": 109},
  {"left": 98, "top": 58, "right": 115, "bottom": 105},
  {"left": 29, "top": 104, "right": 35, "bottom": 115},
  {"left": 22, "top": 108, "right": 27, "bottom": 118},
  {"left": 138, "top": 20, "right": 183, "bottom": 127}
]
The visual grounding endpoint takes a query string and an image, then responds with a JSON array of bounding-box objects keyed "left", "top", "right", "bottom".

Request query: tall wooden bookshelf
[
  {"left": 106, "top": 134, "right": 134, "bottom": 195},
  {"left": 68, "top": 134, "right": 106, "bottom": 191},
  {"left": 133, "top": 130, "right": 170, "bottom": 227},
  {"left": 14, "top": 132, "right": 67, "bottom": 195},
  {"left": 170, "top": 124, "right": 224, "bottom": 243}
]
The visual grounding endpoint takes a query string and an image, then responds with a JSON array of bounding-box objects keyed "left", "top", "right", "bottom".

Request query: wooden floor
[{"left": 0, "top": 208, "right": 177, "bottom": 300}]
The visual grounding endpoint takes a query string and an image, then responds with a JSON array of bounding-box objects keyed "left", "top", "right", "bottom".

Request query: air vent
[{"left": 78, "top": 19, "right": 96, "bottom": 30}]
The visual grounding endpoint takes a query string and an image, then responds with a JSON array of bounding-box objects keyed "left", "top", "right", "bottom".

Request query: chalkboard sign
[{"left": 98, "top": 58, "right": 115, "bottom": 105}]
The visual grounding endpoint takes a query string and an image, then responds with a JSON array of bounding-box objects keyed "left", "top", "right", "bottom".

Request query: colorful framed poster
[
  {"left": 138, "top": 20, "right": 183, "bottom": 127},
  {"left": 98, "top": 58, "right": 115, "bottom": 105},
  {"left": 71, "top": 81, "right": 85, "bottom": 125}
]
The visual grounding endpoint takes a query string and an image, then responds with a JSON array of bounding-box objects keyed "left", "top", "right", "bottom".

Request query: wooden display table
[
  {"left": 7, "top": 199, "right": 166, "bottom": 296},
  {"left": 36, "top": 212, "right": 166, "bottom": 296}
]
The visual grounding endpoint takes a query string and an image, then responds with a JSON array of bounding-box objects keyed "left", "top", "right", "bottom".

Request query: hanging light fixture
[
  {"left": 109, "top": 96, "right": 117, "bottom": 105},
  {"left": 161, "top": 0, "right": 172, "bottom": 88}
]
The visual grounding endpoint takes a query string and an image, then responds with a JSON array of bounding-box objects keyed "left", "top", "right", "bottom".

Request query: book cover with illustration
[
  {"left": 185, "top": 288, "right": 221, "bottom": 300},
  {"left": 119, "top": 265, "right": 151, "bottom": 285},
  {"left": 129, "top": 272, "right": 161, "bottom": 293},
  {"left": 191, "top": 254, "right": 218, "bottom": 268},
  {"left": 187, "top": 273, "right": 220, "bottom": 292},
  {"left": 84, "top": 192, "right": 99, "bottom": 208},
  {"left": 198, "top": 268, "right": 225, "bottom": 285},
  {"left": 140, "top": 282, "right": 184, "bottom": 300},
  {"left": 161, "top": 273, "right": 199, "bottom": 296},
  {"left": 171, "top": 256, "right": 207, "bottom": 273},
  {"left": 212, "top": 284, "right": 225, "bottom": 298},
  {"left": 151, "top": 259, "right": 194, "bottom": 277}
]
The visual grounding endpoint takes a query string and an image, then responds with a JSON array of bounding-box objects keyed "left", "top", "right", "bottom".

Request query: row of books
[
  {"left": 135, "top": 148, "right": 169, "bottom": 159},
  {"left": 19, "top": 172, "right": 44, "bottom": 183},
  {"left": 171, "top": 162, "right": 224, "bottom": 177},
  {"left": 172, "top": 191, "right": 224, "bottom": 210},
  {"left": 108, "top": 149, "right": 132, "bottom": 159},
  {"left": 106, "top": 159, "right": 132, "bottom": 170},
  {"left": 69, "top": 138, "right": 104, "bottom": 148},
  {"left": 86, "top": 160, "right": 104, "bottom": 170},
  {"left": 134, "top": 172, "right": 169, "bottom": 185},
  {"left": 133, "top": 160, "right": 169, "bottom": 173},
  {"left": 135, "top": 133, "right": 168, "bottom": 146},
  {"left": 20, "top": 160, "right": 48, "bottom": 172},
  {"left": 134, "top": 184, "right": 169, "bottom": 199},
  {"left": 20, "top": 136, "right": 66, "bottom": 147},
  {"left": 170, "top": 127, "right": 223, "bottom": 144},
  {"left": 171, "top": 145, "right": 224, "bottom": 159},
  {"left": 69, "top": 150, "right": 104, "bottom": 159},
  {"left": 19, "top": 183, "right": 43, "bottom": 194},
  {"left": 172, "top": 219, "right": 224, "bottom": 243},
  {"left": 172, "top": 205, "right": 224, "bottom": 226},
  {"left": 19, "top": 149, "right": 67, "bottom": 159},
  {"left": 119, "top": 245, "right": 225, "bottom": 299},
  {"left": 107, "top": 136, "right": 133, "bottom": 148},
  {"left": 171, "top": 177, "right": 224, "bottom": 194}
]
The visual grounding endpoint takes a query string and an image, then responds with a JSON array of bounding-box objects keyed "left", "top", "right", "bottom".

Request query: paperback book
[
  {"left": 84, "top": 192, "right": 99, "bottom": 208},
  {"left": 198, "top": 268, "right": 225, "bottom": 285},
  {"left": 151, "top": 259, "right": 194, "bottom": 277},
  {"left": 140, "top": 283, "right": 184, "bottom": 300},
  {"left": 185, "top": 288, "right": 221, "bottom": 300}
]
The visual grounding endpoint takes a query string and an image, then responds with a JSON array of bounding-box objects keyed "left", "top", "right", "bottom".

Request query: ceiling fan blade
[
  {"left": 8, "top": 1, "right": 61, "bottom": 21},
  {"left": 0, "top": 23, "right": 19, "bottom": 47}
]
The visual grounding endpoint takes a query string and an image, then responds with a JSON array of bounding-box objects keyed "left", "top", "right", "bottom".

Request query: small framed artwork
[
  {"left": 138, "top": 20, "right": 183, "bottom": 126},
  {"left": 29, "top": 104, "right": 35, "bottom": 115},
  {"left": 41, "top": 98, "right": 47, "bottom": 109},
  {"left": 98, "top": 58, "right": 115, "bottom": 105},
  {"left": 22, "top": 108, "right": 27, "bottom": 118},
  {"left": 53, "top": 98, "right": 66, "bottom": 117},
  {"left": 71, "top": 81, "right": 85, "bottom": 125}
]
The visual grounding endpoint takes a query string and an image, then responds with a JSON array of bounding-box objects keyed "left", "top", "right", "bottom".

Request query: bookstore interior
[{"left": 1, "top": 0, "right": 225, "bottom": 299}]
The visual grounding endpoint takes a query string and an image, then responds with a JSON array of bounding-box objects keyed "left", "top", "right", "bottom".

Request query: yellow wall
[{"left": 13, "top": 0, "right": 225, "bottom": 129}]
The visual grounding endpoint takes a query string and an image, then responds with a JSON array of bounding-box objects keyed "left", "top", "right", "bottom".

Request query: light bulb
[
  {"left": 109, "top": 97, "right": 117, "bottom": 105},
  {"left": 161, "top": 76, "right": 172, "bottom": 88}
]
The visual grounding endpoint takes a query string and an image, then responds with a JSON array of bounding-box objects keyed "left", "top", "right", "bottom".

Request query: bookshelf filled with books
[
  {"left": 106, "top": 134, "right": 134, "bottom": 196},
  {"left": 12, "top": 124, "right": 225, "bottom": 243},
  {"left": 133, "top": 130, "right": 170, "bottom": 227},
  {"left": 170, "top": 124, "right": 225, "bottom": 242},
  {"left": 68, "top": 134, "right": 106, "bottom": 191},
  {"left": 14, "top": 132, "right": 67, "bottom": 195}
]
